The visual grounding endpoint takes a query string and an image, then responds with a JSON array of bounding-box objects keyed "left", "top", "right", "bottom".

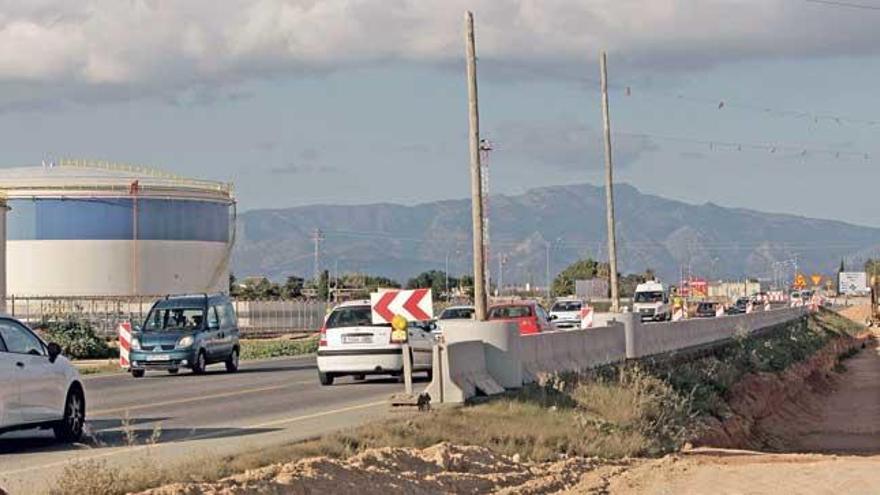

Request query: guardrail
[{"left": 427, "top": 307, "right": 809, "bottom": 404}]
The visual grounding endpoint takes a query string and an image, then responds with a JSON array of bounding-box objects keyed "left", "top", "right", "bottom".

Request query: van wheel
[
  {"left": 192, "top": 351, "right": 207, "bottom": 375},
  {"left": 131, "top": 369, "right": 145, "bottom": 378},
  {"left": 225, "top": 347, "right": 240, "bottom": 373},
  {"left": 167, "top": 368, "right": 179, "bottom": 375},
  {"left": 318, "top": 372, "right": 334, "bottom": 386},
  {"left": 353, "top": 374, "right": 366, "bottom": 381},
  {"left": 54, "top": 386, "right": 85, "bottom": 443}
]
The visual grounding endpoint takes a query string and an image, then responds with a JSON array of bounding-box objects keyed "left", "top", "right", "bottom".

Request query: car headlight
[
  {"left": 130, "top": 337, "right": 141, "bottom": 351},
  {"left": 176, "top": 336, "right": 194, "bottom": 349}
]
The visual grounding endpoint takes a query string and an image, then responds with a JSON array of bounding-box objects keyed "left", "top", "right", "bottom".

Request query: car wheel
[
  {"left": 167, "top": 368, "right": 179, "bottom": 375},
  {"left": 131, "top": 369, "right": 145, "bottom": 378},
  {"left": 318, "top": 371, "right": 334, "bottom": 386},
  {"left": 192, "top": 350, "right": 207, "bottom": 375},
  {"left": 225, "top": 347, "right": 240, "bottom": 373},
  {"left": 54, "top": 386, "right": 85, "bottom": 443},
  {"left": 353, "top": 374, "right": 365, "bottom": 381}
]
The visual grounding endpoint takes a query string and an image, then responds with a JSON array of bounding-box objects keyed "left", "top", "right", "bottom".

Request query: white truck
[{"left": 633, "top": 281, "right": 671, "bottom": 322}]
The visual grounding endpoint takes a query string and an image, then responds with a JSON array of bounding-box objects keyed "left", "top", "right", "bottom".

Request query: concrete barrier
[
  {"left": 424, "top": 340, "right": 504, "bottom": 404},
  {"left": 441, "top": 320, "right": 522, "bottom": 388},
  {"left": 518, "top": 323, "right": 627, "bottom": 383},
  {"left": 427, "top": 307, "right": 804, "bottom": 403},
  {"left": 626, "top": 307, "right": 807, "bottom": 358}
]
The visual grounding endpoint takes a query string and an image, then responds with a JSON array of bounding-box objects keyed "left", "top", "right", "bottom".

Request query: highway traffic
[{"left": 0, "top": 353, "right": 425, "bottom": 493}]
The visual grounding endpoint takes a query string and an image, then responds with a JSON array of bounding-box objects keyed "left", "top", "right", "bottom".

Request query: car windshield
[
  {"left": 326, "top": 306, "right": 388, "bottom": 329},
  {"left": 488, "top": 305, "right": 533, "bottom": 319},
  {"left": 635, "top": 291, "right": 664, "bottom": 303},
  {"left": 551, "top": 301, "right": 582, "bottom": 312},
  {"left": 440, "top": 308, "right": 475, "bottom": 320},
  {"left": 144, "top": 307, "right": 204, "bottom": 332}
]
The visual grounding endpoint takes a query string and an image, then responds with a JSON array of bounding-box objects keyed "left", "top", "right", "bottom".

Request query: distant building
[{"left": 708, "top": 280, "right": 762, "bottom": 300}]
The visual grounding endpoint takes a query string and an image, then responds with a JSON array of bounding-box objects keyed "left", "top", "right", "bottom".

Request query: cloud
[
  {"left": 0, "top": 1, "right": 878, "bottom": 106},
  {"left": 270, "top": 162, "right": 340, "bottom": 175},
  {"left": 494, "top": 120, "right": 657, "bottom": 169}
]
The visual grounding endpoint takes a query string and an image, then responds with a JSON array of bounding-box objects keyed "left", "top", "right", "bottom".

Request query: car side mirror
[
  {"left": 133, "top": 324, "right": 142, "bottom": 333},
  {"left": 47, "top": 342, "right": 62, "bottom": 363},
  {"left": 549, "top": 314, "right": 558, "bottom": 320}
]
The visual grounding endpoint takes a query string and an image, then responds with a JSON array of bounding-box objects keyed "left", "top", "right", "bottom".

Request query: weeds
[{"left": 239, "top": 337, "right": 318, "bottom": 360}]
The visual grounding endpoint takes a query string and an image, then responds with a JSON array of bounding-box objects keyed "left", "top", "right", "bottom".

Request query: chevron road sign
[{"left": 370, "top": 288, "right": 434, "bottom": 324}]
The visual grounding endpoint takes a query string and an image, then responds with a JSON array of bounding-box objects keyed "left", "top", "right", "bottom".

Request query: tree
[
  {"left": 551, "top": 258, "right": 604, "bottom": 297},
  {"left": 283, "top": 275, "right": 305, "bottom": 299},
  {"left": 228, "top": 273, "right": 240, "bottom": 297}
]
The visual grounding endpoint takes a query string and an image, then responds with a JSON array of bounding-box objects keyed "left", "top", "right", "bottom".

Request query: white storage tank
[{"left": 0, "top": 160, "right": 234, "bottom": 297}]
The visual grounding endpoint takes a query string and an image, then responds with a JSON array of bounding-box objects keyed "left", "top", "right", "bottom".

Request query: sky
[{"left": 2, "top": 0, "right": 880, "bottom": 226}]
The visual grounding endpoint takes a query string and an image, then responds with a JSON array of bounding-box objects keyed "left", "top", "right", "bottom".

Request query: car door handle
[{"left": 15, "top": 362, "right": 24, "bottom": 368}]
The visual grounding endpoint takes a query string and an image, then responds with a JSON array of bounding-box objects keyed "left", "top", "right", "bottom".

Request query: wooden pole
[
  {"left": 465, "top": 11, "right": 488, "bottom": 320},
  {"left": 600, "top": 51, "right": 620, "bottom": 313}
]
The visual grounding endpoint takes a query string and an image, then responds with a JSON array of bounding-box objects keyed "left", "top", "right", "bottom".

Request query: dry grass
[{"left": 52, "top": 312, "right": 858, "bottom": 495}]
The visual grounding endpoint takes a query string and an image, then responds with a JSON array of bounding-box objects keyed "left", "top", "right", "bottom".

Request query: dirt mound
[
  {"left": 136, "top": 443, "right": 611, "bottom": 495},
  {"left": 838, "top": 304, "right": 872, "bottom": 325}
]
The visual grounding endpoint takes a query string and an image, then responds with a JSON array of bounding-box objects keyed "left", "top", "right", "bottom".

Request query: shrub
[{"left": 38, "top": 318, "right": 114, "bottom": 360}]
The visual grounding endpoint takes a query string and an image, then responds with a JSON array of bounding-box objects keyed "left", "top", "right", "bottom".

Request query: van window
[
  {"left": 218, "top": 303, "right": 237, "bottom": 328},
  {"left": 207, "top": 307, "right": 220, "bottom": 329}
]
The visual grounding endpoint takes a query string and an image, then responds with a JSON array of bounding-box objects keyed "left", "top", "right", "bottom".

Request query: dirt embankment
[
  {"left": 137, "top": 315, "right": 880, "bottom": 495},
  {"left": 695, "top": 331, "right": 872, "bottom": 450}
]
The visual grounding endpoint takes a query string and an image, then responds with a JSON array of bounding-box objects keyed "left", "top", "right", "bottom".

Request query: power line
[
  {"left": 804, "top": 0, "right": 880, "bottom": 10},
  {"left": 615, "top": 130, "right": 871, "bottom": 159},
  {"left": 613, "top": 82, "right": 880, "bottom": 129}
]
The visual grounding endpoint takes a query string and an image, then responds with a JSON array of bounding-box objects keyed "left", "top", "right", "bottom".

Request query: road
[{"left": 0, "top": 355, "right": 425, "bottom": 494}]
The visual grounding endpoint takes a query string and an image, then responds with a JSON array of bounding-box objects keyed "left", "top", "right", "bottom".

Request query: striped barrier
[
  {"left": 579, "top": 305, "right": 594, "bottom": 329},
  {"left": 118, "top": 321, "right": 132, "bottom": 368}
]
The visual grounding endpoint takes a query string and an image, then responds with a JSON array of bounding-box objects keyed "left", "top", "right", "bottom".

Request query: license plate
[
  {"left": 342, "top": 335, "right": 373, "bottom": 344},
  {"left": 146, "top": 354, "right": 171, "bottom": 361}
]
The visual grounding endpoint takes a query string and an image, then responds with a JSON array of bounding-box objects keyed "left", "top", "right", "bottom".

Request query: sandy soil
[
  {"left": 139, "top": 330, "right": 880, "bottom": 495},
  {"left": 601, "top": 330, "right": 880, "bottom": 495}
]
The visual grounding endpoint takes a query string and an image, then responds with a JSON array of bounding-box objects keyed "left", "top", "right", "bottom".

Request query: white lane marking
[
  {"left": 0, "top": 399, "right": 387, "bottom": 478},
  {"left": 89, "top": 380, "right": 313, "bottom": 416}
]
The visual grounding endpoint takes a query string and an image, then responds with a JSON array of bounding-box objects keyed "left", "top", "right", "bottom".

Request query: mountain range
[{"left": 231, "top": 183, "right": 880, "bottom": 287}]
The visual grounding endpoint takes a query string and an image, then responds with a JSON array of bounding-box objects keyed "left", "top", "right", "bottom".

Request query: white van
[{"left": 633, "top": 281, "right": 671, "bottom": 322}]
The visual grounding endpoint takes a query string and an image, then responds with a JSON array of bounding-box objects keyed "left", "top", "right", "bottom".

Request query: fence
[{"left": 6, "top": 296, "right": 330, "bottom": 338}]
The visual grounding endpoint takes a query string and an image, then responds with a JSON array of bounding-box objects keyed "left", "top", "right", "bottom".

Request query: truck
[{"left": 633, "top": 281, "right": 671, "bottom": 322}]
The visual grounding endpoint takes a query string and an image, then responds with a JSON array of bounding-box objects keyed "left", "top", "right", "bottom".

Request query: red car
[{"left": 488, "top": 302, "right": 552, "bottom": 335}]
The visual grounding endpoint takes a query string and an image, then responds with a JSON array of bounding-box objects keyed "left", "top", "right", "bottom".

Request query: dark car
[
  {"left": 726, "top": 297, "right": 750, "bottom": 315},
  {"left": 129, "top": 294, "right": 240, "bottom": 377},
  {"left": 695, "top": 301, "right": 718, "bottom": 318}
]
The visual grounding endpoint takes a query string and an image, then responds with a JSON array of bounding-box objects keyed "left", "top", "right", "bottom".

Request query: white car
[
  {"left": 316, "top": 300, "right": 434, "bottom": 385},
  {"left": 0, "top": 317, "right": 86, "bottom": 442},
  {"left": 548, "top": 298, "right": 585, "bottom": 329}
]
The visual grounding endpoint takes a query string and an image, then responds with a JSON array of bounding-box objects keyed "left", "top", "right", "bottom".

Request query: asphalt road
[{"left": 0, "top": 355, "right": 426, "bottom": 494}]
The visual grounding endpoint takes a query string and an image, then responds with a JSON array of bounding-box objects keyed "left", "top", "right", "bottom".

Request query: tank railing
[{"left": 52, "top": 159, "right": 234, "bottom": 194}]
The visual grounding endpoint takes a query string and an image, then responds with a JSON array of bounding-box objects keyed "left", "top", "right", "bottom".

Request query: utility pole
[
  {"left": 498, "top": 253, "right": 508, "bottom": 296},
  {"left": 464, "top": 11, "right": 488, "bottom": 320},
  {"left": 311, "top": 228, "right": 324, "bottom": 295},
  {"left": 600, "top": 51, "right": 620, "bottom": 313},
  {"left": 545, "top": 241, "right": 552, "bottom": 298}
]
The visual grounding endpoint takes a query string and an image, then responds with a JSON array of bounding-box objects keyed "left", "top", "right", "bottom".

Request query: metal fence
[{"left": 5, "top": 296, "right": 330, "bottom": 338}]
